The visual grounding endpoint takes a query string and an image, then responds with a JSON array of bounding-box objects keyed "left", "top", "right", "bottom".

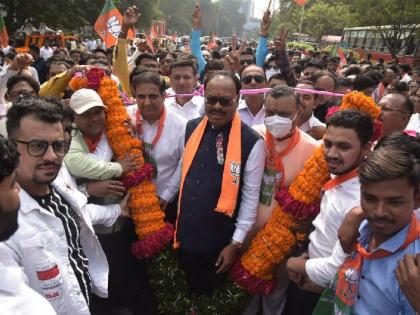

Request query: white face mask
[
  {"left": 265, "top": 69, "right": 281, "bottom": 81},
  {"left": 264, "top": 114, "right": 294, "bottom": 139}
]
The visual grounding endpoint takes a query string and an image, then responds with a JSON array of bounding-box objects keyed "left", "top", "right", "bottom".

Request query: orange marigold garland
[
  {"left": 230, "top": 91, "right": 380, "bottom": 294},
  {"left": 69, "top": 69, "right": 174, "bottom": 260}
]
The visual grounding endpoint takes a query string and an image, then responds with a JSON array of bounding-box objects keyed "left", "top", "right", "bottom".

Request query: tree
[
  {"left": 2, "top": 0, "right": 158, "bottom": 34},
  {"left": 343, "top": 0, "right": 420, "bottom": 59},
  {"left": 303, "top": 1, "right": 356, "bottom": 41}
]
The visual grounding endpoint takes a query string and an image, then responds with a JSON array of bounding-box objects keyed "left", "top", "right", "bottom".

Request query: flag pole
[{"left": 298, "top": 5, "right": 305, "bottom": 42}]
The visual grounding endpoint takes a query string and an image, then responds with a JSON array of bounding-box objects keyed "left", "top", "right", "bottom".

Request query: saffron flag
[
  {"left": 294, "top": 0, "right": 308, "bottom": 6},
  {"left": 94, "top": 0, "right": 134, "bottom": 48},
  {"left": 337, "top": 47, "right": 348, "bottom": 65},
  {"left": 0, "top": 15, "right": 9, "bottom": 49}
]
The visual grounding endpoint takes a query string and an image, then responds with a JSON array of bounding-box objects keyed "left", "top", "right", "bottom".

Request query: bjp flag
[
  {"left": 0, "top": 15, "right": 9, "bottom": 49},
  {"left": 337, "top": 47, "right": 348, "bottom": 65},
  {"left": 294, "top": 0, "right": 308, "bottom": 6},
  {"left": 94, "top": 0, "right": 134, "bottom": 48}
]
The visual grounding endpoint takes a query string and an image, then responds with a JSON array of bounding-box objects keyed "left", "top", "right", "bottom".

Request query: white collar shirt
[
  {"left": 406, "top": 113, "right": 420, "bottom": 134},
  {"left": 0, "top": 185, "right": 117, "bottom": 315},
  {"left": 299, "top": 114, "right": 326, "bottom": 133},
  {"left": 0, "top": 256, "right": 57, "bottom": 315},
  {"left": 237, "top": 99, "right": 266, "bottom": 127},
  {"left": 127, "top": 105, "right": 187, "bottom": 201},
  {"left": 308, "top": 176, "right": 360, "bottom": 259},
  {"left": 164, "top": 95, "right": 204, "bottom": 121}
]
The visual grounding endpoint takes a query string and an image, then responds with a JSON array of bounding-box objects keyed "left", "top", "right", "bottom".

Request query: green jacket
[{"left": 64, "top": 131, "right": 122, "bottom": 180}]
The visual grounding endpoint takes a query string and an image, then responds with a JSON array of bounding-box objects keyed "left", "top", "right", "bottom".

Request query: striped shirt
[{"left": 32, "top": 187, "right": 92, "bottom": 305}]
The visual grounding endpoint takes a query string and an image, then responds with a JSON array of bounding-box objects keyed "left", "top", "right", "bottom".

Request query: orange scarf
[
  {"left": 174, "top": 113, "right": 242, "bottom": 248},
  {"left": 83, "top": 134, "right": 102, "bottom": 153},
  {"left": 135, "top": 107, "right": 166, "bottom": 146},
  {"left": 334, "top": 214, "right": 420, "bottom": 311},
  {"left": 322, "top": 168, "right": 358, "bottom": 191},
  {"left": 266, "top": 128, "right": 301, "bottom": 189}
]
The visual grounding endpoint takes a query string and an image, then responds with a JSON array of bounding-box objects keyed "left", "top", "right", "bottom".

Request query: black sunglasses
[
  {"left": 205, "top": 96, "right": 237, "bottom": 107},
  {"left": 242, "top": 75, "right": 265, "bottom": 85}
]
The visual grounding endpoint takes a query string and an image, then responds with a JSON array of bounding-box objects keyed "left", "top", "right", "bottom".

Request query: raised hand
[
  {"left": 192, "top": 4, "right": 202, "bottom": 30},
  {"left": 122, "top": 5, "right": 141, "bottom": 33},
  {"left": 260, "top": 10, "right": 272, "bottom": 37},
  {"left": 274, "top": 27, "right": 288, "bottom": 52}
]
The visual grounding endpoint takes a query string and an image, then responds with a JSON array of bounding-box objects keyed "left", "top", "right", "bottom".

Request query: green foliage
[
  {"left": 148, "top": 248, "right": 251, "bottom": 315},
  {"left": 2, "top": 0, "right": 157, "bottom": 33},
  {"left": 303, "top": 1, "right": 356, "bottom": 40},
  {"left": 287, "top": 41, "right": 315, "bottom": 51}
]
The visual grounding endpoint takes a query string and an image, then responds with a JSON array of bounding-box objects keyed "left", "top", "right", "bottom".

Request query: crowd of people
[{"left": 0, "top": 3, "right": 420, "bottom": 315}]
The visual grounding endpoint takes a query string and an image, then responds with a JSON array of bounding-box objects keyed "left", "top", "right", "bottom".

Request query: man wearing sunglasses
[
  {"left": 2, "top": 97, "right": 125, "bottom": 314},
  {"left": 237, "top": 65, "right": 268, "bottom": 127},
  {"left": 379, "top": 92, "right": 413, "bottom": 138},
  {"left": 175, "top": 72, "right": 265, "bottom": 307}
]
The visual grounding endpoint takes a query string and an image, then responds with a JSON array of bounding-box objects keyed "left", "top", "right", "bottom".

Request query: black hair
[
  {"left": 46, "top": 58, "right": 71, "bottom": 76},
  {"left": 335, "top": 77, "right": 353, "bottom": 90},
  {"left": 353, "top": 75, "right": 376, "bottom": 91},
  {"left": 5, "top": 51, "right": 16, "bottom": 61},
  {"left": 266, "top": 85, "right": 299, "bottom": 107},
  {"left": 204, "top": 59, "right": 224, "bottom": 74},
  {"left": 268, "top": 73, "right": 288, "bottom": 84},
  {"left": 0, "top": 135, "right": 19, "bottom": 182},
  {"left": 211, "top": 50, "right": 222, "bottom": 60},
  {"left": 6, "top": 74, "right": 40, "bottom": 96},
  {"left": 326, "top": 109, "right": 374, "bottom": 145},
  {"left": 399, "top": 64, "right": 411, "bottom": 74},
  {"left": 69, "top": 49, "right": 82, "bottom": 56},
  {"left": 303, "top": 60, "right": 323, "bottom": 71},
  {"left": 365, "top": 70, "right": 383, "bottom": 85},
  {"left": 131, "top": 71, "right": 166, "bottom": 95},
  {"left": 359, "top": 132, "right": 420, "bottom": 188},
  {"left": 135, "top": 52, "right": 157, "bottom": 67},
  {"left": 292, "top": 63, "right": 303, "bottom": 74},
  {"left": 169, "top": 59, "right": 197, "bottom": 76},
  {"left": 204, "top": 71, "right": 241, "bottom": 95},
  {"left": 92, "top": 48, "right": 107, "bottom": 56},
  {"left": 29, "top": 44, "right": 40, "bottom": 54},
  {"left": 129, "top": 67, "right": 150, "bottom": 85},
  {"left": 344, "top": 65, "right": 362, "bottom": 77},
  {"left": 6, "top": 97, "right": 63, "bottom": 138}
]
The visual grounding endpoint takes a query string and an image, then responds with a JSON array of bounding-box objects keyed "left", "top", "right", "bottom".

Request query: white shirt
[
  {"left": 237, "top": 99, "right": 266, "bottom": 127},
  {"left": 164, "top": 94, "right": 205, "bottom": 121},
  {"left": 406, "top": 113, "right": 420, "bottom": 134},
  {"left": 0, "top": 183, "right": 120, "bottom": 315},
  {"left": 306, "top": 176, "right": 360, "bottom": 285},
  {"left": 299, "top": 114, "right": 326, "bottom": 133},
  {"left": 40, "top": 46, "right": 54, "bottom": 61},
  {"left": 127, "top": 105, "right": 187, "bottom": 202},
  {"left": 400, "top": 73, "right": 412, "bottom": 84},
  {"left": 0, "top": 255, "right": 57, "bottom": 315},
  {"left": 232, "top": 138, "right": 266, "bottom": 243}
]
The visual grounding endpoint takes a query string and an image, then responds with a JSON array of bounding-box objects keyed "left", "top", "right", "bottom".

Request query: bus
[{"left": 341, "top": 26, "right": 420, "bottom": 67}]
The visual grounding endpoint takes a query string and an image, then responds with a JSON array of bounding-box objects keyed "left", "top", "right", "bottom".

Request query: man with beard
[
  {"left": 1, "top": 97, "right": 125, "bottom": 314},
  {"left": 0, "top": 135, "right": 57, "bottom": 314},
  {"left": 175, "top": 72, "right": 265, "bottom": 310},
  {"left": 286, "top": 110, "right": 373, "bottom": 314}
]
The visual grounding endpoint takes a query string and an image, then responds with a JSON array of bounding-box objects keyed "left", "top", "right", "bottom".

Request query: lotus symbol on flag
[{"left": 107, "top": 15, "right": 121, "bottom": 38}]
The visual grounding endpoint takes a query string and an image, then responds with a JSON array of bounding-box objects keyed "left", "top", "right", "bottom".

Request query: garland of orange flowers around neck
[
  {"left": 230, "top": 91, "right": 381, "bottom": 295},
  {"left": 69, "top": 71, "right": 174, "bottom": 260}
]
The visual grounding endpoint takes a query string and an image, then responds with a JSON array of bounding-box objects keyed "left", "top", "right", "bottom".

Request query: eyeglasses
[
  {"left": 380, "top": 105, "right": 410, "bottom": 115},
  {"left": 240, "top": 60, "right": 254, "bottom": 65},
  {"left": 12, "top": 139, "right": 66, "bottom": 157},
  {"left": 242, "top": 75, "right": 265, "bottom": 85},
  {"left": 205, "top": 96, "right": 237, "bottom": 107},
  {"left": 64, "top": 126, "right": 78, "bottom": 137},
  {"left": 266, "top": 64, "right": 280, "bottom": 71}
]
